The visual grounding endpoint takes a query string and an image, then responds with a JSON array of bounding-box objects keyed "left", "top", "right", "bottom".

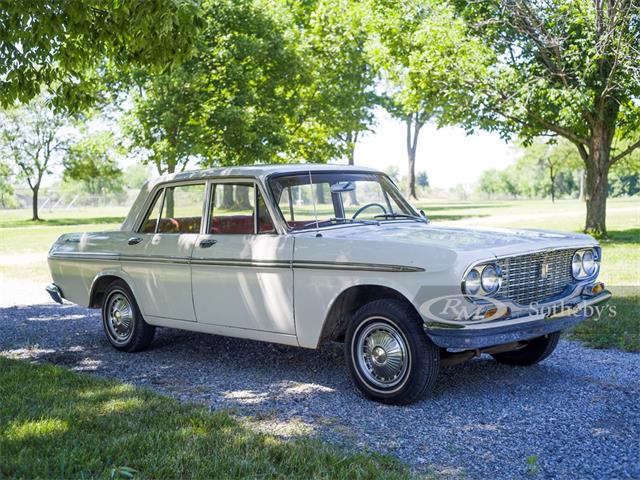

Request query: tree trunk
[
  {"left": 221, "top": 185, "right": 234, "bottom": 209},
  {"left": 31, "top": 185, "right": 40, "bottom": 221},
  {"left": 584, "top": 121, "right": 614, "bottom": 237},
  {"left": 347, "top": 131, "right": 358, "bottom": 206},
  {"left": 315, "top": 183, "right": 325, "bottom": 205},
  {"left": 235, "top": 185, "right": 251, "bottom": 209},
  {"left": 165, "top": 162, "right": 176, "bottom": 218},
  {"left": 584, "top": 159, "right": 610, "bottom": 237},
  {"left": 405, "top": 115, "right": 423, "bottom": 200},
  {"left": 549, "top": 166, "right": 556, "bottom": 203},
  {"left": 578, "top": 170, "right": 585, "bottom": 201}
]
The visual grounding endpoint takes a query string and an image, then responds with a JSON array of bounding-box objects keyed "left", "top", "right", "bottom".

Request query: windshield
[{"left": 268, "top": 171, "right": 421, "bottom": 230}]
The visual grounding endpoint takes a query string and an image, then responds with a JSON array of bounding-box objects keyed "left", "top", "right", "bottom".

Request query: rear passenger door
[
  {"left": 123, "top": 182, "right": 205, "bottom": 322},
  {"left": 191, "top": 180, "right": 295, "bottom": 334}
]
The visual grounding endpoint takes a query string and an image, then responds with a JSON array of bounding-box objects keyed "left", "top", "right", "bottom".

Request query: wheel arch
[
  {"left": 318, "top": 284, "right": 422, "bottom": 344},
  {"left": 89, "top": 270, "right": 136, "bottom": 309}
]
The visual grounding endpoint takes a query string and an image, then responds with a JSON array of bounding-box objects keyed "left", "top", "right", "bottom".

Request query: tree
[
  {"left": 124, "top": 0, "right": 300, "bottom": 173},
  {"left": 519, "top": 139, "right": 581, "bottom": 202},
  {"left": 370, "top": 0, "right": 490, "bottom": 199},
  {"left": 0, "top": 1, "right": 202, "bottom": 111},
  {"left": 268, "top": 0, "right": 378, "bottom": 165},
  {"left": 417, "top": 171, "right": 430, "bottom": 188},
  {"left": 0, "top": 161, "right": 13, "bottom": 207},
  {"left": 0, "top": 97, "right": 68, "bottom": 220},
  {"left": 453, "top": 0, "right": 640, "bottom": 236},
  {"left": 63, "top": 131, "right": 123, "bottom": 196}
]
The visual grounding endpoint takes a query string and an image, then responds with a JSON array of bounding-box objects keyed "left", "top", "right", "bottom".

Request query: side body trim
[{"left": 49, "top": 252, "right": 424, "bottom": 272}]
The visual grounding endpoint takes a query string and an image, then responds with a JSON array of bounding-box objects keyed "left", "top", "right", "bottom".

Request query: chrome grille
[{"left": 496, "top": 249, "right": 575, "bottom": 305}]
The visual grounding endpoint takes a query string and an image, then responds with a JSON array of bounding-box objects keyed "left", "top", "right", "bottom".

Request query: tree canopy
[
  {"left": 0, "top": 0, "right": 202, "bottom": 111},
  {"left": 452, "top": 0, "right": 640, "bottom": 235}
]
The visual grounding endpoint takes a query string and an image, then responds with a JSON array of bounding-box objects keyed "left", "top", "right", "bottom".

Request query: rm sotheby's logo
[{"left": 419, "top": 294, "right": 509, "bottom": 325}]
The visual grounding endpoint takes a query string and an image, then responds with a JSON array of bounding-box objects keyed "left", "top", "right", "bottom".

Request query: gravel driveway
[{"left": 1, "top": 302, "right": 638, "bottom": 479}]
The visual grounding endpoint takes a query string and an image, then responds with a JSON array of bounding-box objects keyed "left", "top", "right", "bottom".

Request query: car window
[
  {"left": 138, "top": 183, "right": 206, "bottom": 234},
  {"left": 209, "top": 183, "right": 275, "bottom": 234},
  {"left": 270, "top": 172, "right": 416, "bottom": 230},
  {"left": 139, "top": 189, "right": 165, "bottom": 233}
]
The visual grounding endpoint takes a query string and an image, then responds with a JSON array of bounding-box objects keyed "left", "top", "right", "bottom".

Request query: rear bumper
[
  {"left": 426, "top": 290, "right": 612, "bottom": 350},
  {"left": 45, "top": 283, "right": 64, "bottom": 304}
]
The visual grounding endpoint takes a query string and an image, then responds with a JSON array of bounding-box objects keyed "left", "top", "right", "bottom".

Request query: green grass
[{"left": 0, "top": 357, "right": 409, "bottom": 480}]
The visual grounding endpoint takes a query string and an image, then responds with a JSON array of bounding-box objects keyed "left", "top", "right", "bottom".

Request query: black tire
[
  {"left": 491, "top": 332, "right": 561, "bottom": 366},
  {"left": 344, "top": 299, "right": 440, "bottom": 405},
  {"left": 101, "top": 279, "right": 155, "bottom": 352}
]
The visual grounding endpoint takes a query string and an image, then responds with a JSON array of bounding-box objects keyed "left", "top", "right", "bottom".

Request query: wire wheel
[{"left": 355, "top": 319, "right": 409, "bottom": 389}]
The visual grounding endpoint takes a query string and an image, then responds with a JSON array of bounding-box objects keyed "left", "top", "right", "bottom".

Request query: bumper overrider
[
  {"left": 425, "top": 287, "right": 612, "bottom": 350},
  {"left": 46, "top": 283, "right": 64, "bottom": 304}
]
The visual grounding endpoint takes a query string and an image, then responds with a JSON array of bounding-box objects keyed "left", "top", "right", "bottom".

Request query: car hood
[{"left": 303, "top": 221, "right": 597, "bottom": 257}]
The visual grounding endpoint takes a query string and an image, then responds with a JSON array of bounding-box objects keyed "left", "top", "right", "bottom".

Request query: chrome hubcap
[
  {"left": 356, "top": 320, "right": 408, "bottom": 388},
  {"left": 107, "top": 293, "right": 133, "bottom": 342}
]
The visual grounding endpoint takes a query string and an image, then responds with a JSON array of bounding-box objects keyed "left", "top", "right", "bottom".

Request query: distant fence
[{"left": 3, "top": 189, "right": 139, "bottom": 211}]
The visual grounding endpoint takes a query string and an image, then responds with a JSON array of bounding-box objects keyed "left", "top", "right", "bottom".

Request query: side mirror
[{"left": 419, "top": 209, "right": 426, "bottom": 218}]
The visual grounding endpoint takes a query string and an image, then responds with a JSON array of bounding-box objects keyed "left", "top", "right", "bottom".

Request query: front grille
[{"left": 496, "top": 249, "right": 575, "bottom": 305}]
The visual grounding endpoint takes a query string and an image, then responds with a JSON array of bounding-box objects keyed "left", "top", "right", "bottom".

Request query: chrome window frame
[
  {"left": 203, "top": 177, "right": 283, "bottom": 236},
  {"left": 134, "top": 179, "right": 208, "bottom": 235}
]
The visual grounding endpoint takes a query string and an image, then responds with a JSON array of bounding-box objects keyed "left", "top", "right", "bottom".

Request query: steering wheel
[{"left": 352, "top": 202, "right": 387, "bottom": 219}]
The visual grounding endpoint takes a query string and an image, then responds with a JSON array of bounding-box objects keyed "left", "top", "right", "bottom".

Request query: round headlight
[
  {"left": 582, "top": 250, "right": 596, "bottom": 275},
  {"left": 481, "top": 264, "right": 500, "bottom": 294},
  {"left": 571, "top": 251, "right": 583, "bottom": 278},
  {"left": 464, "top": 269, "right": 481, "bottom": 295}
]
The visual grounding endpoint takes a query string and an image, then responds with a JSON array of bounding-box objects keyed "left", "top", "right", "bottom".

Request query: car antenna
[{"left": 308, "top": 170, "right": 322, "bottom": 237}]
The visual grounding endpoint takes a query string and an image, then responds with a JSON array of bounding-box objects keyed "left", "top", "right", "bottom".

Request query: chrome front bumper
[
  {"left": 426, "top": 290, "right": 612, "bottom": 350},
  {"left": 46, "top": 283, "right": 64, "bottom": 304}
]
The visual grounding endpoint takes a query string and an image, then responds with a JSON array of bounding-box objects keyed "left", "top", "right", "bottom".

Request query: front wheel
[
  {"left": 491, "top": 332, "right": 561, "bottom": 366},
  {"left": 344, "top": 299, "right": 440, "bottom": 405},
  {"left": 102, "top": 280, "right": 155, "bottom": 352}
]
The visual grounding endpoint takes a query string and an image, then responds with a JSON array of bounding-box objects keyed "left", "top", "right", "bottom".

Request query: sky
[{"left": 351, "top": 108, "right": 519, "bottom": 190}]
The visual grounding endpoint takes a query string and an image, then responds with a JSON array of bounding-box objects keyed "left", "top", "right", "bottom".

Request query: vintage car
[{"left": 47, "top": 165, "right": 611, "bottom": 404}]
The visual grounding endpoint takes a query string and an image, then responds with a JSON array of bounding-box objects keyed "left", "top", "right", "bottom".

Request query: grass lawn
[{"left": 0, "top": 357, "right": 409, "bottom": 479}]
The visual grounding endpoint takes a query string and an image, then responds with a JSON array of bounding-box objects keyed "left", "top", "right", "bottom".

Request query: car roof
[{"left": 149, "top": 163, "right": 380, "bottom": 187}]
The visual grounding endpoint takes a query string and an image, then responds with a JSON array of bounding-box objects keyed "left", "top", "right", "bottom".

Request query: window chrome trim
[{"left": 134, "top": 179, "right": 208, "bottom": 234}]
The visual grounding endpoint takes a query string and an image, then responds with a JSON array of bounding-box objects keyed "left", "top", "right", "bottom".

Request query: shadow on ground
[{"left": 1, "top": 303, "right": 639, "bottom": 479}]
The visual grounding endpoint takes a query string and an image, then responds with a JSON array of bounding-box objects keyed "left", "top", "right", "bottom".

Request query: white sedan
[{"left": 47, "top": 164, "right": 611, "bottom": 404}]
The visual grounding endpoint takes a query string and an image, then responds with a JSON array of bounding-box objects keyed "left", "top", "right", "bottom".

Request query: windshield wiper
[
  {"left": 295, "top": 218, "right": 379, "bottom": 230},
  {"left": 374, "top": 213, "right": 428, "bottom": 223},
  {"left": 331, "top": 217, "right": 379, "bottom": 225}
]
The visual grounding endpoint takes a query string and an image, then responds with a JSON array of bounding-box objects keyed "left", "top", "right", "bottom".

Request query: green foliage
[
  {"left": 123, "top": 163, "right": 152, "bottom": 190},
  {"left": 451, "top": 0, "right": 640, "bottom": 234},
  {"left": 267, "top": 0, "right": 378, "bottom": 163},
  {"left": 124, "top": 0, "right": 378, "bottom": 172},
  {"left": 478, "top": 138, "right": 639, "bottom": 200},
  {"left": 417, "top": 171, "right": 429, "bottom": 188},
  {"left": 0, "top": 161, "right": 14, "bottom": 207},
  {"left": 368, "top": 0, "right": 491, "bottom": 197},
  {"left": 64, "top": 131, "right": 123, "bottom": 196},
  {"left": 0, "top": 0, "right": 202, "bottom": 111}
]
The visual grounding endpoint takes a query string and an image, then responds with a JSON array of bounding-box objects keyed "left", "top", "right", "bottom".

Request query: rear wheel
[
  {"left": 101, "top": 280, "right": 155, "bottom": 352},
  {"left": 344, "top": 299, "right": 440, "bottom": 405},
  {"left": 491, "top": 332, "right": 561, "bottom": 366}
]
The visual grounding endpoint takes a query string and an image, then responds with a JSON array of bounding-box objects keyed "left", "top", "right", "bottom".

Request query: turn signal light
[{"left": 583, "top": 282, "right": 605, "bottom": 296}]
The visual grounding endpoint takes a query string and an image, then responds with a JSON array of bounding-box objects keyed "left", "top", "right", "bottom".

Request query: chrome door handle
[
  {"left": 127, "top": 237, "right": 143, "bottom": 245},
  {"left": 199, "top": 239, "right": 217, "bottom": 248}
]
